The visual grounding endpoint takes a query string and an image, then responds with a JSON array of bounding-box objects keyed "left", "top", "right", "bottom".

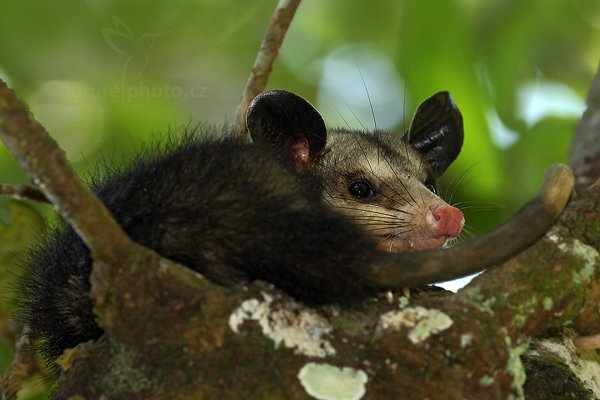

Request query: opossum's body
[{"left": 19, "top": 90, "right": 466, "bottom": 371}]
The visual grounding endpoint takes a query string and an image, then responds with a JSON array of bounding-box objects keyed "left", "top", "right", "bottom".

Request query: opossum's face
[
  {"left": 247, "top": 90, "right": 464, "bottom": 252},
  {"left": 313, "top": 130, "right": 464, "bottom": 252}
]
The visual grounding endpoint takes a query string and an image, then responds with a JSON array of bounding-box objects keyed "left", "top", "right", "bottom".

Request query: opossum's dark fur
[{"left": 17, "top": 128, "right": 384, "bottom": 369}]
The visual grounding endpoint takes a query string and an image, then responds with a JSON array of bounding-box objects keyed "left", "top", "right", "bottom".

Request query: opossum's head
[{"left": 247, "top": 90, "right": 464, "bottom": 252}]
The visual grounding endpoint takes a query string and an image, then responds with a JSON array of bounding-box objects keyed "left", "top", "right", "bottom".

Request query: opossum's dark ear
[
  {"left": 246, "top": 90, "right": 327, "bottom": 173},
  {"left": 404, "top": 91, "right": 464, "bottom": 178}
]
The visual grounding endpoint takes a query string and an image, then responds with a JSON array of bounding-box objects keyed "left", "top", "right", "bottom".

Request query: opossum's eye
[
  {"left": 349, "top": 180, "right": 375, "bottom": 198},
  {"left": 425, "top": 179, "right": 437, "bottom": 194}
]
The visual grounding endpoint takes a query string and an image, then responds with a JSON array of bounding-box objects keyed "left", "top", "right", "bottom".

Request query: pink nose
[{"left": 431, "top": 205, "right": 464, "bottom": 238}]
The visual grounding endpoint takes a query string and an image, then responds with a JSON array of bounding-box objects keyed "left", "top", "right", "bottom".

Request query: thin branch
[
  {"left": 0, "top": 184, "right": 50, "bottom": 204},
  {"left": 232, "top": 0, "right": 302, "bottom": 139},
  {"left": 573, "top": 333, "right": 600, "bottom": 350},
  {"left": 0, "top": 79, "right": 132, "bottom": 262}
]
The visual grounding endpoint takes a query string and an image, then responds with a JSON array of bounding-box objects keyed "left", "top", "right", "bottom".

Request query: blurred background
[
  {"left": 0, "top": 0, "right": 597, "bottom": 231},
  {"left": 0, "top": 0, "right": 598, "bottom": 395}
]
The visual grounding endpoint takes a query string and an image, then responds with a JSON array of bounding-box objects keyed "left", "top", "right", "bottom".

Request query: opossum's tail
[{"left": 367, "top": 164, "right": 574, "bottom": 287}]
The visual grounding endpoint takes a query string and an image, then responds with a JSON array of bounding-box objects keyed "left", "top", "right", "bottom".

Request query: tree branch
[
  {"left": 0, "top": 79, "right": 132, "bottom": 262},
  {"left": 50, "top": 180, "right": 598, "bottom": 399},
  {"left": 232, "top": 0, "right": 302, "bottom": 139},
  {"left": 573, "top": 333, "right": 600, "bottom": 350},
  {"left": 0, "top": 184, "right": 50, "bottom": 205},
  {"left": 569, "top": 62, "right": 600, "bottom": 191}
]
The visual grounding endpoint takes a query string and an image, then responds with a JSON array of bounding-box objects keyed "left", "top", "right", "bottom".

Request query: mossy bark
[{"left": 49, "top": 182, "right": 599, "bottom": 399}]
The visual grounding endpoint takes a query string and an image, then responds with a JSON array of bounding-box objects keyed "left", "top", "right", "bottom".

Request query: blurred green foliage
[
  {"left": 0, "top": 0, "right": 597, "bottom": 224},
  {"left": 0, "top": 202, "right": 47, "bottom": 398},
  {"left": 0, "top": 0, "right": 598, "bottom": 395},
  {"left": 0, "top": 202, "right": 46, "bottom": 333}
]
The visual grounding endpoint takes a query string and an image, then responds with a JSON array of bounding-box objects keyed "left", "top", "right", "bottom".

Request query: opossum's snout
[
  {"left": 428, "top": 205, "right": 464, "bottom": 239},
  {"left": 370, "top": 201, "right": 464, "bottom": 253}
]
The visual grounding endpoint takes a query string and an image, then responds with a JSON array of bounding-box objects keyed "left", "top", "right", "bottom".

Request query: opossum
[{"left": 14, "top": 89, "right": 571, "bottom": 373}]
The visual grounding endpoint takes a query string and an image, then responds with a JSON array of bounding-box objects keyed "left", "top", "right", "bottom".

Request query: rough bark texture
[
  {"left": 523, "top": 338, "right": 598, "bottom": 400},
  {"left": 47, "top": 181, "right": 598, "bottom": 399},
  {"left": 569, "top": 62, "right": 600, "bottom": 192}
]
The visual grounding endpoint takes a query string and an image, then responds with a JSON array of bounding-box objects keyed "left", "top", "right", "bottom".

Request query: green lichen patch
[
  {"left": 398, "top": 296, "right": 409, "bottom": 309},
  {"left": 229, "top": 293, "right": 336, "bottom": 358},
  {"left": 503, "top": 332, "right": 528, "bottom": 399},
  {"left": 479, "top": 375, "right": 494, "bottom": 386},
  {"left": 507, "top": 344, "right": 528, "bottom": 398},
  {"left": 555, "top": 238, "right": 598, "bottom": 284},
  {"left": 458, "top": 286, "right": 496, "bottom": 314},
  {"left": 460, "top": 286, "right": 484, "bottom": 303},
  {"left": 512, "top": 295, "right": 539, "bottom": 329},
  {"left": 460, "top": 333, "right": 473, "bottom": 348},
  {"left": 298, "top": 362, "right": 368, "bottom": 400},
  {"left": 378, "top": 306, "right": 453, "bottom": 344},
  {"left": 542, "top": 297, "right": 554, "bottom": 311}
]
